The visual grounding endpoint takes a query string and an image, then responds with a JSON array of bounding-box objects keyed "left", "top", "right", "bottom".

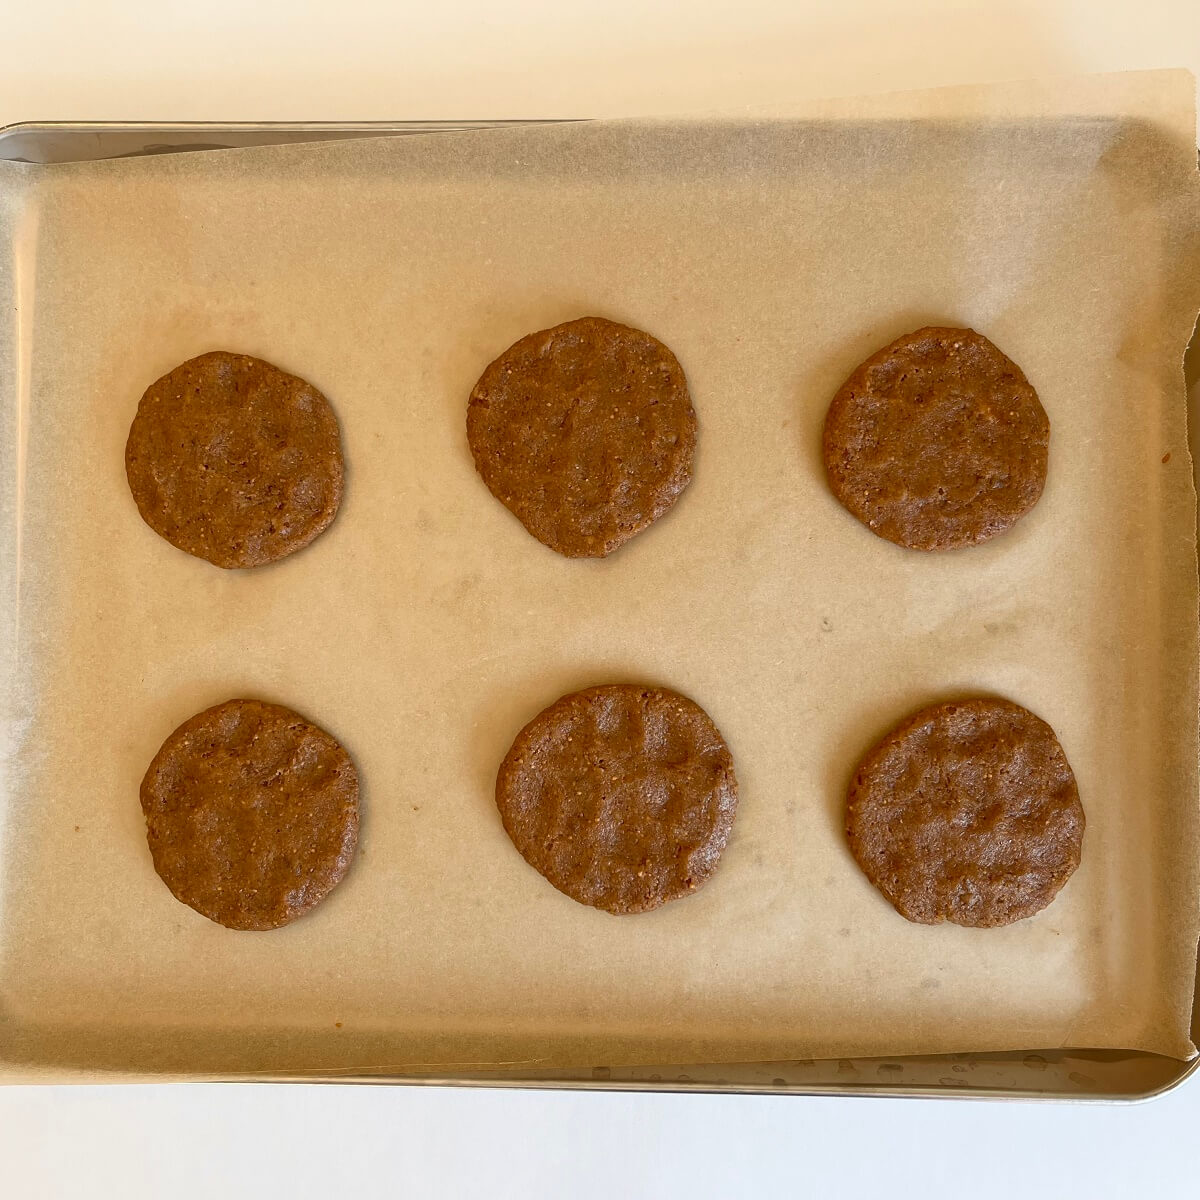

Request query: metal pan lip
[{"left": 0, "top": 119, "right": 574, "bottom": 164}]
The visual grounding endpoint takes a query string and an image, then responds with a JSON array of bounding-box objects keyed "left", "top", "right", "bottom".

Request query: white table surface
[{"left": 2, "top": 3, "right": 1199, "bottom": 1197}]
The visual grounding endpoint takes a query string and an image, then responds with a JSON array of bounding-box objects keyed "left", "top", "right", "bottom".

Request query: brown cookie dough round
[
  {"left": 822, "top": 327, "right": 1049, "bottom": 551},
  {"left": 125, "top": 351, "right": 345, "bottom": 568},
  {"left": 846, "top": 697, "right": 1083, "bottom": 927},
  {"left": 467, "top": 317, "right": 697, "bottom": 558},
  {"left": 139, "top": 699, "right": 359, "bottom": 930},
  {"left": 495, "top": 684, "right": 738, "bottom": 914}
]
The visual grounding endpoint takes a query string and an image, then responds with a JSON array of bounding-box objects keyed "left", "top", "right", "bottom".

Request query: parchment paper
[{"left": 1, "top": 70, "right": 1199, "bottom": 1077}]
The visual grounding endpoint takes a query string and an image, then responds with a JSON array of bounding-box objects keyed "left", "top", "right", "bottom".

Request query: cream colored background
[
  {"left": 2, "top": 2, "right": 1200, "bottom": 1199},
  {"left": 0, "top": 0, "right": 1198, "bottom": 124}
]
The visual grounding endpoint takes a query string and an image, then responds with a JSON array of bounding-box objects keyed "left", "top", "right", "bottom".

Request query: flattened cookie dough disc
[
  {"left": 846, "top": 697, "right": 1083, "bottom": 927},
  {"left": 125, "top": 351, "right": 345, "bottom": 568},
  {"left": 495, "top": 685, "right": 738, "bottom": 913},
  {"left": 822, "top": 327, "right": 1049, "bottom": 551},
  {"left": 467, "top": 317, "right": 697, "bottom": 558},
  {"left": 140, "top": 699, "right": 360, "bottom": 930}
]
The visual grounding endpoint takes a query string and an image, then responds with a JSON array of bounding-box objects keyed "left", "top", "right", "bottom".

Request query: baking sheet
[{"left": 1, "top": 71, "right": 1199, "bottom": 1077}]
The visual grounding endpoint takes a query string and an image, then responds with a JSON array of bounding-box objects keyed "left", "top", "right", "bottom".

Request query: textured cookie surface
[
  {"left": 846, "top": 697, "right": 1083, "bottom": 927},
  {"left": 125, "top": 351, "right": 344, "bottom": 568},
  {"left": 495, "top": 685, "right": 738, "bottom": 913},
  {"left": 140, "top": 699, "right": 359, "bottom": 930},
  {"left": 467, "top": 317, "right": 696, "bottom": 557},
  {"left": 823, "top": 327, "right": 1048, "bottom": 551}
]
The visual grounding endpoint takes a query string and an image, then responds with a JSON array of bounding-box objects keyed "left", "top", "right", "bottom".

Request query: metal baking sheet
[{"left": 1, "top": 87, "right": 1198, "bottom": 1099}]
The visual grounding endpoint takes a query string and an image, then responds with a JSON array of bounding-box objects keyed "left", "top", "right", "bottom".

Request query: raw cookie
[
  {"left": 845, "top": 697, "right": 1083, "bottom": 927},
  {"left": 495, "top": 684, "right": 738, "bottom": 914},
  {"left": 822, "top": 327, "right": 1048, "bottom": 550},
  {"left": 467, "top": 317, "right": 696, "bottom": 557},
  {"left": 140, "top": 699, "right": 359, "bottom": 930},
  {"left": 125, "top": 351, "right": 344, "bottom": 568}
]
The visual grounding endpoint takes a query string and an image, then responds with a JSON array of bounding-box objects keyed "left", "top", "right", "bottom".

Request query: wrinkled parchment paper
[{"left": 1, "top": 71, "right": 1198, "bottom": 1078}]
